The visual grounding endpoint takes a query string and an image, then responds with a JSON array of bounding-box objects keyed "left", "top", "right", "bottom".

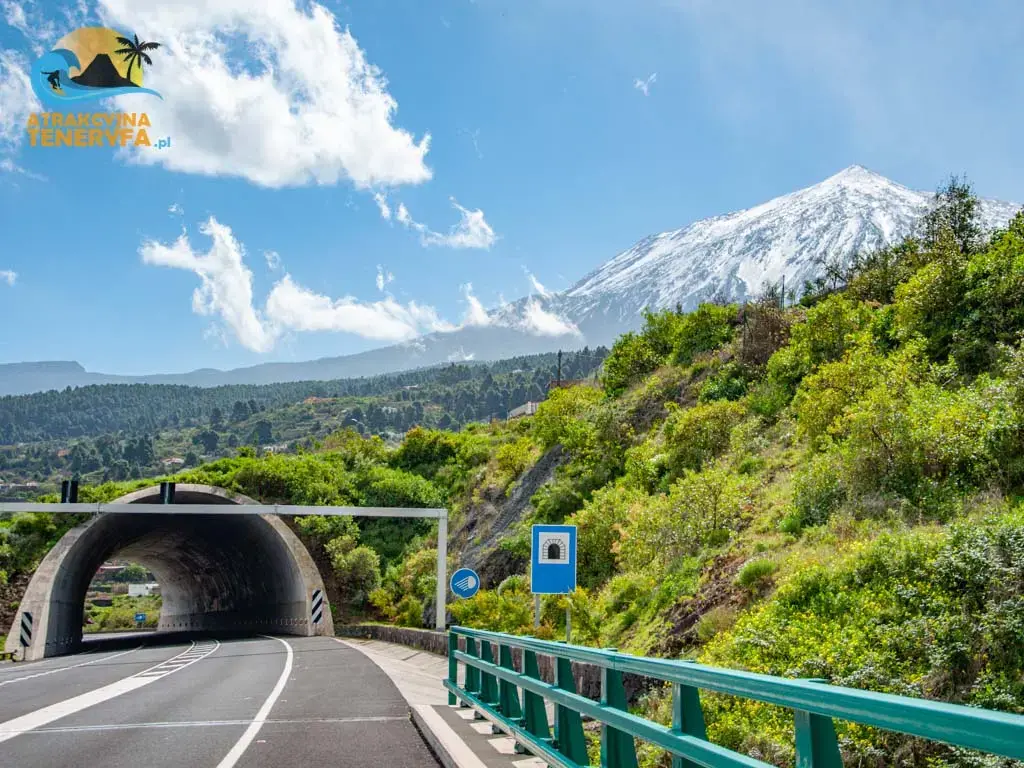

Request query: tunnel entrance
[
  {"left": 5, "top": 484, "right": 332, "bottom": 660},
  {"left": 84, "top": 560, "right": 161, "bottom": 634}
]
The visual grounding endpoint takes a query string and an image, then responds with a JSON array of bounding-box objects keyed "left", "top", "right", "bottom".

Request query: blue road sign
[
  {"left": 134, "top": 613, "right": 146, "bottom": 623},
  {"left": 450, "top": 568, "right": 480, "bottom": 599},
  {"left": 531, "top": 524, "right": 577, "bottom": 594}
]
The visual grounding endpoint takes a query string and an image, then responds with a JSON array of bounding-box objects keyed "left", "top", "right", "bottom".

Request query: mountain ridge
[{"left": 3, "top": 166, "right": 1019, "bottom": 396}]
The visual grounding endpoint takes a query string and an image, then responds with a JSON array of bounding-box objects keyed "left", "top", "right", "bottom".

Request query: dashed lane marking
[
  {"left": 0, "top": 646, "right": 142, "bottom": 688},
  {"left": 0, "top": 640, "right": 220, "bottom": 743}
]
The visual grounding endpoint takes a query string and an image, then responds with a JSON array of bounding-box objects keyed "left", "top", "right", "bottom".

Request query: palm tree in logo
[{"left": 114, "top": 34, "right": 161, "bottom": 84}]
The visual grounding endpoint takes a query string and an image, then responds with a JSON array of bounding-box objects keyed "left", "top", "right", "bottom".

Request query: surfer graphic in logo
[{"left": 32, "top": 27, "right": 163, "bottom": 106}]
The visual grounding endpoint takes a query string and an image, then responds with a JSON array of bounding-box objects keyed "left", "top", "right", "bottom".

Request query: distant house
[
  {"left": 162, "top": 457, "right": 185, "bottom": 467},
  {"left": 128, "top": 582, "right": 161, "bottom": 598},
  {"left": 507, "top": 401, "right": 540, "bottom": 420}
]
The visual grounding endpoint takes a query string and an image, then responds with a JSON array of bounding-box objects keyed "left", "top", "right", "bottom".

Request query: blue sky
[{"left": 1, "top": 0, "right": 1022, "bottom": 375}]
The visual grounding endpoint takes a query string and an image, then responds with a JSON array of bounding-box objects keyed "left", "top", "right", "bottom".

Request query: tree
[
  {"left": 249, "top": 420, "right": 273, "bottom": 445},
  {"left": 192, "top": 429, "right": 219, "bottom": 454},
  {"left": 210, "top": 407, "right": 224, "bottom": 430},
  {"left": 114, "top": 34, "right": 161, "bottom": 83},
  {"left": 183, "top": 450, "right": 199, "bottom": 467},
  {"left": 923, "top": 174, "right": 981, "bottom": 255},
  {"left": 111, "top": 563, "right": 150, "bottom": 583},
  {"left": 231, "top": 400, "right": 249, "bottom": 423}
]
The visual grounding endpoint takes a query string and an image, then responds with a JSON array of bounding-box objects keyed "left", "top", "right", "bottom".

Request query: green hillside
[
  {"left": 0, "top": 348, "right": 606, "bottom": 489},
  {"left": 3, "top": 180, "right": 1023, "bottom": 766}
]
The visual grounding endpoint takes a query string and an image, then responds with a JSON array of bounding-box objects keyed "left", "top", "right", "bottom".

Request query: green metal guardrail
[{"left": 444, "top": 625, "right": 1024, "bottom": 768}]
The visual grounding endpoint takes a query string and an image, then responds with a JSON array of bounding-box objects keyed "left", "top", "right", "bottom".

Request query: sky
[{"left": 0, "top": 0, "right": 1022, "bottom": 375}]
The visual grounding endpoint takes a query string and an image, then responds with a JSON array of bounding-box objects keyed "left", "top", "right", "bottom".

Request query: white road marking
[
  {"left": 0, "top": 646, "right": 142, "bottom": 688},
  {"left": 14, "top": 716, "right": 409, "bottom": 735},
  {"left": 0, "top": 640, "right": 219, "bottom": 743},
  {"left": 214, "top": 636, "right": 293, "bottom": 768}
]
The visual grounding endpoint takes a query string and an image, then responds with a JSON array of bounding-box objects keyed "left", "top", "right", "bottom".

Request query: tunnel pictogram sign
[{"left": 531, "top": 524, "right": 576, "bottom": 594}]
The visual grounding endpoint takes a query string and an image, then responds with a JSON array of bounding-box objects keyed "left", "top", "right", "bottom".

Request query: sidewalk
[{"left": 337, "top": 637, "right": 550, "bottom": 768}]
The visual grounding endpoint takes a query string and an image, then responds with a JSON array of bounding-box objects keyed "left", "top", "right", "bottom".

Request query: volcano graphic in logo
[{"left": 32, "top": 27, "right": 163, "bottom": 106}]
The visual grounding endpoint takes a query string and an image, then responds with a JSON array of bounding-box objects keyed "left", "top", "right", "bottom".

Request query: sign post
[
  {"left": 530, "top": 524, "right": 577, "bottom": 642},
  {"left": 134, "top": 612, "right": 146, "bottom": 629}
]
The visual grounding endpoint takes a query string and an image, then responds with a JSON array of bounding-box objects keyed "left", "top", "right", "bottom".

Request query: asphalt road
[{"left": 0, "top": 635, "right": 440, "bottom": 767}]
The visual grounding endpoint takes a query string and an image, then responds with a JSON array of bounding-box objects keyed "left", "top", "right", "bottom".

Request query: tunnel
[{"left": 4, "top": 484, "right": 333, "bottom": 660}]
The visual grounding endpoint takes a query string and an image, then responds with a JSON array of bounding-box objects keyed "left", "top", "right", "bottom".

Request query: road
[{"left": 0, "top": 635, "right": 440, "bottom": 767}]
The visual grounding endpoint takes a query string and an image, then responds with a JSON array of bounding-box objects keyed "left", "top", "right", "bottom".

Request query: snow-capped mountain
[
  {"left": 3, "top": 166, "right": 1019, "bottom": 395},
  {"left": 511, "top": 165, "right": 1020, "bottom": 346}
]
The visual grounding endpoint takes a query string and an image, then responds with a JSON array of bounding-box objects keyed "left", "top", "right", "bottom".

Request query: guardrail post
[
  {"left": 498, "top": 644, "right": 524, "bottom": 721},
  {"left": 448, "top": 631, "right": 458, "bottom": 706},
  {"left": 522, "top": 649, "right": 551, "bottom": 742},
  {"left": 671, "top": 679, "right": 708, "bottom": 768},
  {"left": 794, "top": 710, "right": 843, "bottom": 768},
  {"left": 600, "top": 655, "right": 639, "bottom": 768},
  {"left": 554, "top": 654, "right": 588, "bottom": 764},
  {"left": 464, "top": 637, "right": 481, "bottom": 696},
  {"left": 479, "top": 640, "right": 499, "bottom": 707}
]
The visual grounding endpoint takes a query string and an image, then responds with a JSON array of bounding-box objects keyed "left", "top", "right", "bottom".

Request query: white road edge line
[
  {"left": 0, "top": 640, "right": 219, "bottom": 743},
  {"left": 0, "top": 646, "right": 142, "bottom": 688},
  {"left": 214, "top": 635, "right": 293, "bottom": 768}
]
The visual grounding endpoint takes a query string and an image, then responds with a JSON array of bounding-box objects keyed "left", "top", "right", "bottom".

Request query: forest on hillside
[
  {"left": 3, "top": 178, "right": 1024, "bottom": 766},
  {"left": 0, "top": 348, "right": 606, "bottom": 488}
]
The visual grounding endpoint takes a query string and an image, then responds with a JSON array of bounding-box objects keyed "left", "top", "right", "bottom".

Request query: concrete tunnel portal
[{"left": 4, "top": 484, "right": 333, "bottom": 660}]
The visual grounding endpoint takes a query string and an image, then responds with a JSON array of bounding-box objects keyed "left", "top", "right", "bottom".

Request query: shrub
[
  {"left": 672, "top": 304, "right": 738, "bottom": 366},
  {"left": 531, "top": 386, "right": 602, "bottom": 452},
  {"left": 568, "top": 483, "right": 647, "bottom": 588},
  {"left": 663, "top": 400, "right": 747, "bottom": 478},
  {"left": 791, "top": 452, "right": 847, "bottom": 527},
  {"left": 602, "top": 332, "right": 664, "bottom": 396},
  {"left": 696, "top": 605, "right": 739, "bottom": 643},
  {"left": 395, "top": 595, "right": 424, "bottom": 627},
  {"left": 698, "top": 361, "right": 750, "bottom": 402},
  {"left": 735, "top": 558, "right": 779, "bottom": 594},
  {"left": 617, "top": 462, "right": 754, "bottom": 575}
]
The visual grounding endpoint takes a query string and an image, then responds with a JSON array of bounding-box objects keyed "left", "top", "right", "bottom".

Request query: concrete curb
[{"left": 411, "top": 704, "right": 490, "bottom": 768}]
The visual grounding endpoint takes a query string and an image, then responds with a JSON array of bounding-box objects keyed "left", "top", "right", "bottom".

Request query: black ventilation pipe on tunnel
[
  {"left": 61, "top": 479, "right": 79, "bottom": 503},
  {"left": 160, "top": 482, "right": 176, "bottom": 504}
]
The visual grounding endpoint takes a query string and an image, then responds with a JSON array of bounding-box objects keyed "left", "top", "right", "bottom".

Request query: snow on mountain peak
[{"left": 522, "top": 167, "right": 1021, "bottom": 346}]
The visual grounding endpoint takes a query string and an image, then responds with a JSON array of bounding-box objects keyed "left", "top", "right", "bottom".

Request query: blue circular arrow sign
[{"left": 450, "top": 568, "right": 480, "bottom": 599}]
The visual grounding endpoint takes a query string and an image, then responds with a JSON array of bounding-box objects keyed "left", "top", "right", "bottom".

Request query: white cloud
[
  {"left": 264, "top": 250, "right": 282, "bottom": 270},
  {"left": 141, "top": 216, "right": 577, "bottom": 352},
  {"left": 99, "top": 0, "right": 432, "bottom": 189},
  {"left": 0, "top": 49, "right": 38, "bottom": 159},
  {"left": 518, "top": 299, "right": 580, "bottom": 337},
  {"left": 398, "top": 197, "right": 497, "bottom": 249},
  {"left": 265, "top": 275, "right": 455, "bottom": 341},
  {"left": 460, "top": 283, "right": 491, "bottom": 327},
  {"left": 0, "top": 157, "right": 46, "bottom": 180},
  {"left": 373, "top": 192, "right": 392, "bottom": 220},
  {"left": 375, "top": 264, "right": 394, "bottom": 291},
  {"left": 524, "top": 269, "right": 550, "bottom": 297},
  {"left": 139, "top": 217, "right": 278, "bottom": 353},
  {"left": 168, "top": 202, "right": 184, "bottom": 216},
  {"left": 634, "top": 72, "right": 656, "bottom": 96},
  {"left": 0, "top": 269, "right": 16, "bottom": 286}
]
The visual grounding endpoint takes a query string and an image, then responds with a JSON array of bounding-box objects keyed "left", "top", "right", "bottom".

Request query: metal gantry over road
[{"left": 0, "top": 484, "right": 451, "bottom": 632}]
